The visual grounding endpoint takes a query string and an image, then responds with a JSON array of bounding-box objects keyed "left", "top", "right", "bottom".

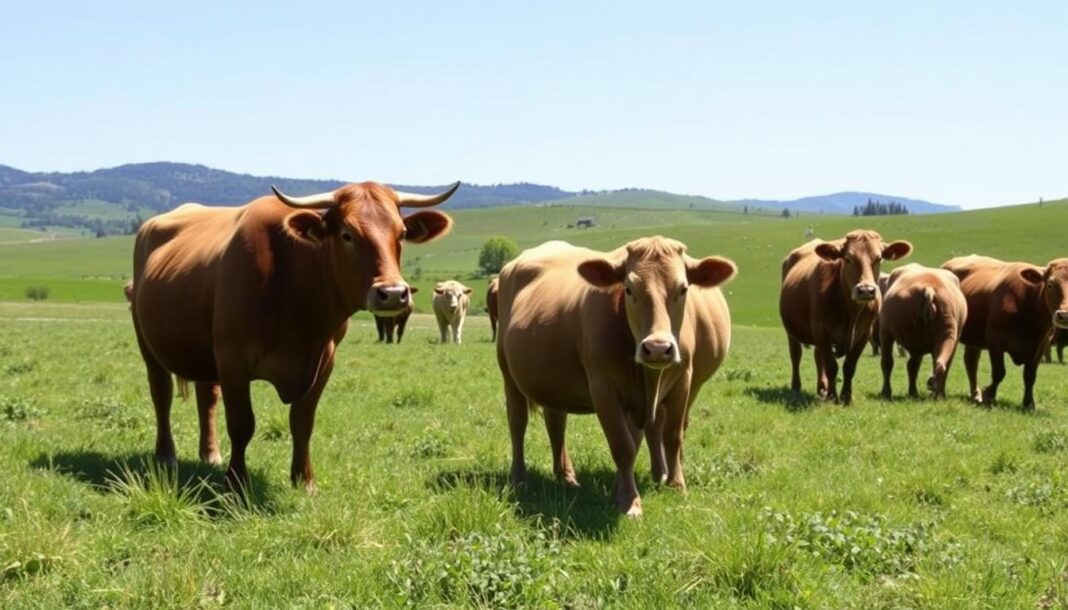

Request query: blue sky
[{"left": 1, "top": 1, "right": 1064, "bottom": 208}]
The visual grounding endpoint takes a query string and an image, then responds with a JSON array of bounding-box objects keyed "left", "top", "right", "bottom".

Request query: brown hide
[
  {"left": 486, "top": 277, "right": 500, "bottom": 342},
  {"left": 129, "top": 181, "right": 455, "bottom": 489},
  {"left": 942, "top": 255, "right": 1068, "bottom": 408},
  {"left": 877, "top": 264, "right": 967, "bottom": 399},
  {"left": 497, "top": 238, "right": 734, "bottom": 515},
  {"left": 779, "top": 230, "right": 912, "bottom": 404}
]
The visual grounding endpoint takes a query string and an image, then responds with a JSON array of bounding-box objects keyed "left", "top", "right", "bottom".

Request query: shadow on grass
[
  {"left": 431, "top": 467, "right": 624, "bottom": 540},
  {"left": 744, "top": 385, "right": 819, "bottom": 412},
  {"left": 29, "top": 450, "right": 279, "bottom": 515}
]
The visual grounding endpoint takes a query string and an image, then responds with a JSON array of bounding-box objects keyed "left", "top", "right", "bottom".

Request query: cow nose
[
  {"left": 1056, "top": 310, "right": 1068, "bottom": 328},
  {"left": 368, "top": 283, "right": 410, "bottom": 315},
  {"left": 854, "top": 284, "right": 878, "bottom": 301},
  {"left": 640, "top": 338, "right": 677, "bottom": 367}
]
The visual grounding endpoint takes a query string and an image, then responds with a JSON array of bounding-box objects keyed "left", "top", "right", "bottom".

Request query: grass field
[{"left": 2, "top": 198, "right": 1068, "bottom": 607}]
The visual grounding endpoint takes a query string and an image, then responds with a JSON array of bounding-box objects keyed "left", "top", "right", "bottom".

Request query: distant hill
[
  {"left": 733, "top": 191, "right": 960, "bottom": 215},
  {"left": 0, "top": 161, "right": 960, "bottom": 236}
]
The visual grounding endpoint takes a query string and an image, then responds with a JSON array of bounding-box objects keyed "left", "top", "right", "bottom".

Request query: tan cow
[
  {"left": 129, "top": 181, "right": 457, "bottom": 492},
  {"left": 780, "top": 230, "right": 913, "bottom": 404},
  {"left": 878, "top": 264, "right": 967, "bottom": 399},
  {"left": 486, "top": 277, "right": 500, "bottom": 342},
  {"left": 432, "top": 280, "right": 472, "bottom": 344},
  {"left": 868, "top": 272, "right": 892, "bottom": 356},
  {"left": 942, "top": 255, "right": 1068, "bottom": 409},
  {"left": 497, "top": 238, "right": 735, "bottom": 516}
]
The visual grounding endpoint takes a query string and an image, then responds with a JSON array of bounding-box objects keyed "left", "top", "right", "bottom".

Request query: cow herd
[{"left": 124, "top": 182, "right": 1068, "bottom": 515}]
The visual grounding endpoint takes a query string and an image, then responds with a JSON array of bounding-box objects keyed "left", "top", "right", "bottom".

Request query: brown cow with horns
[
  {"left": 780, "top": 230, "right": 913, "bottom": 404},
  {"left": 128, "top": 181, "right": 458, "bottom": 491}
]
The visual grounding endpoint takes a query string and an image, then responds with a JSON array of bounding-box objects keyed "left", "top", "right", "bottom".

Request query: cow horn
[
  {"left": 394, "top": 182, "right": 461, "bottom": 208},
  {"left": 271, "top": 186, "right": 337, "bottom": 209}
]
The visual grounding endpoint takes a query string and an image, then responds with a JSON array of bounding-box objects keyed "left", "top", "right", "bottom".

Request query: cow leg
[
  {"left": 825, "top": 351, "right": 840, "bottom": 402},
  {"left": 219, "top": 374, "right": 255, "bottom": 494},
  {"left": 787, "top": 336, "right": 803, "bottom": 394},
  {"left": 983, "top": 349, "right": 1006, "bottom": 404},
  {"left": 839, "top": 342, "right": 865, "bottom": 405},
  {"left": 502, "top": 372, "right": 530, "bottom": 486},
  {"left": 289, "top": 343, "right": 335, "bottom": 492},
  {"left": 490, "top": 318, "right": 497, "bottom": 342},
  {"left": 592, "top": 393, "right": 642, "bottom": 516},
  {"left": 964, "top": 345, "right": 982, "bottom": 403},
  {"left": 543, "top": 408, "right": 577, "bottom": 486},
  {"left": 436, "top": 312, "right": 449, "bottom": 343},
  {"left": 384, "top": 319, "right": 395, "bottom": 344},
  {"left": 906, "top": 352, "right": 923, "bottom": 398},
  {"left": 1058, "top": 343, "right": 1064, "bottom": 363},
  {"left": 133, "top": 328, "right": 177, "bottom": 467},
  {"left": 645, "top": 414, "right": 668, "bottom": 485},
  {"left": 661, "top": 381, "right": 690, "bottom": 490},
  {"left": 396, "top": 316, "right": 408, "bottom": 345},
  {"left": 814, "top": 345, "right": 829, "bottom": 399},
  {"left": 195, "top": 382, "right": 222, "bottom": 465},
  {"left": 1022, "top": 359, "right": 1038, "bottom": 410},
  {"left": 453, "top": 319, "right": 464, "bottom": 345},
  {"left": 375, "top": 316, "right": 385, "bottom": 342},
  {"left": 880, "top": 336, "right": 895, "bottom": 400}
]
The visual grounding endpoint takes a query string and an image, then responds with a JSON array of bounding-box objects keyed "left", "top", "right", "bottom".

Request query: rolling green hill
[{"left": 0, "top": 198, "right": 1063, "bottom": 326}]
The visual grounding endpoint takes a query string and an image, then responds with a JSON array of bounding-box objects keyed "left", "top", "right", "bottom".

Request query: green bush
[
  {"left": 477, "top": 236, "right": 520, "bottom": 275},
  {"left": 24, "top": 285, "right": 50, "bottom": 301}
]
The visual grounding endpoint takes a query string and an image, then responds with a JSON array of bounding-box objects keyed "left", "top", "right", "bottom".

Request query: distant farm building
[{"left": 576, "top": 217, "right": 596, "bottom": 229}]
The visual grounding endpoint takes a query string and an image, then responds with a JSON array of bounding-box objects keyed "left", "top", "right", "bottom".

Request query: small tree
[
  {"left": 25, "top": 286, "right": 50, "bottom": 301},
  {"left": 478, "top": 236, "right": 520, "bottom": 275},
  {"left": 780, "top": 207, "right": 791, "bottom": 218}
]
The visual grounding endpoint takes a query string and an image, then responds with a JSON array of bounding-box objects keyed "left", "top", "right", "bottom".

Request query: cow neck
[
  {"left": 287, "top": 239, "right": 350, "bottom": 346},
  {"left": 1030, "top": 282, "right": 1056, "bottom": 362}
]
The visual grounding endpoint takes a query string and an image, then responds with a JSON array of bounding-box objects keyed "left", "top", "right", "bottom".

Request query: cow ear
[
  {"left": 409, "top": 286, "right": 419, "bottom": 294},
  {"left": 433, "top": 286, "right": 445, "bottom": 295},
  {"left": 1020, "top": 266, "right": 1045, "bottom": 285},
  {"left": 404, "top": 211, "right": 452, "bottom": 244},
  {"left": 814, "top": 242, "right": 842, "bottom": 261},
  {"left": 882, "top": 240, "right": 913, "bottom": 261},
  {"left": 463, "top": 286, "right": 473, "bottom": 294},
  {"left": 578, "top": 258, "right": 625, "bottom": 288},
  {"left": 284, "top": 210, "right": 328, "bottom": 243},
  {"left": 687, "top": 256, "right": 737, "bottom": 288}
]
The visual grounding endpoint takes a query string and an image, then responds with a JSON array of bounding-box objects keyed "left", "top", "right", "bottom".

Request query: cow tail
[
  {"left": 920, "top": 286, "right": 937, "bottom": 324},
  {"left": 176, "top": 378, "right": 191, "bottom": 401}
]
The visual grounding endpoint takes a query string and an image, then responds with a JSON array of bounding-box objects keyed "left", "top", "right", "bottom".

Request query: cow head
[
  {"left": 578, "top": 237, "right": 737, "bottom": 370},
  {"left": 433, "top": 281, "right": 472, "bottom": 312},
  {"left": 273, "top": 182, "right": 456, "bottom": 316},
  {"left": 1021, "top": 258, "right": 1068, "bottom": 329},
  {"left": 814, "top": 230, "right": 912, "bottom": 303}
]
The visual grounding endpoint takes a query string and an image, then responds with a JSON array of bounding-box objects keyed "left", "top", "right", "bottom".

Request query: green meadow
[{"left": 1, "top": 198, "right": 1068, "bottom": 607}]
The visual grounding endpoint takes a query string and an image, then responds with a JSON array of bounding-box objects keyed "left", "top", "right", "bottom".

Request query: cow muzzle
[
  {"left": 368, "top": 283, "right": 411, "bottom": 316},
  {"left": 637, "top": 336, "right": 680, "bottom": 369},
  {"left": 852, "top": 283, "right": 878, "bottom": 302},
  {"left": 1055, "top": 310, "right": 1068, "bottom": 329}
]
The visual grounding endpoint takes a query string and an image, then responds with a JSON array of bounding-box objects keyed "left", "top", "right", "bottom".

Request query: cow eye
[
  {"left": 624, "top": 285, "right": 633, "bottom": 296},
  {"left": 341, "top": 232, "right": 353, "bottom": 242},
  {"left": 399, "top": 229, "right": 407, "bottom": 241},
  {"left": 681, "top": 285, "right": 689, "bottom": 296}
]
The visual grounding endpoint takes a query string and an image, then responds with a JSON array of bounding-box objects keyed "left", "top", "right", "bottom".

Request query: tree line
[{"left": 852, "top": 199, "right": 910, "bottom": 216}]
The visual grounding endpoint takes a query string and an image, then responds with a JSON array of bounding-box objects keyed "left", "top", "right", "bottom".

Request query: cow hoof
[
  {"left": 510, "top": 468, "right": 528, "bottom": 487},
  {"left": 559, "top": 473, "right": 579, "bottom": 487},
  {"left": 201, "top": 451, "right": 223, "bottom": 467},
  {"left": 880, "top": 391, "right": 891, "bottom": 400},
  {"left": 666, "top": 479, "right": 687, "bottom": 492},
  {"left": 156, "top": 454, "right": 178, "bottom": 470},
  {"left": 619, "top": 498, "right": 643, "bottom": 517}
]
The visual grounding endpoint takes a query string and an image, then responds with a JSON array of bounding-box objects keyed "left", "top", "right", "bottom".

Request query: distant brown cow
[
  {"left": 375, "top": 287, "right": 416, "bottom": 344},
  {"left": 878, "top": 264, "right": 967, "bottom": 399},
  {"left": 497, "top": 238, "right": 735, "bottom": 516},
  {"left": 780, "top": 230, "right": 913, "bottom": 404},
  {"left": 942, "top": 255, "right": 1068, "bottom": 409},
  {"left": 1046, "top": 328, "right": 1068, "bottom": 363},
  {"left": 129, "top": 181, "right": 457, "bottom": 491},
  {"left": 432, "top": 280, "right": 472, "bottom": 344},
  {"left": 486, "top": 277, "right": 499, "bottom": 342}
]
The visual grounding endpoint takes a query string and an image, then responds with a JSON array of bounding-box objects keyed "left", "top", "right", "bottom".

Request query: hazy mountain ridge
[
  {"left": 0, "top": 162, "right": 958, "bottom": 220},
  {"left": 733, "top": 191, "right": 961, "bottom": 215}
]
